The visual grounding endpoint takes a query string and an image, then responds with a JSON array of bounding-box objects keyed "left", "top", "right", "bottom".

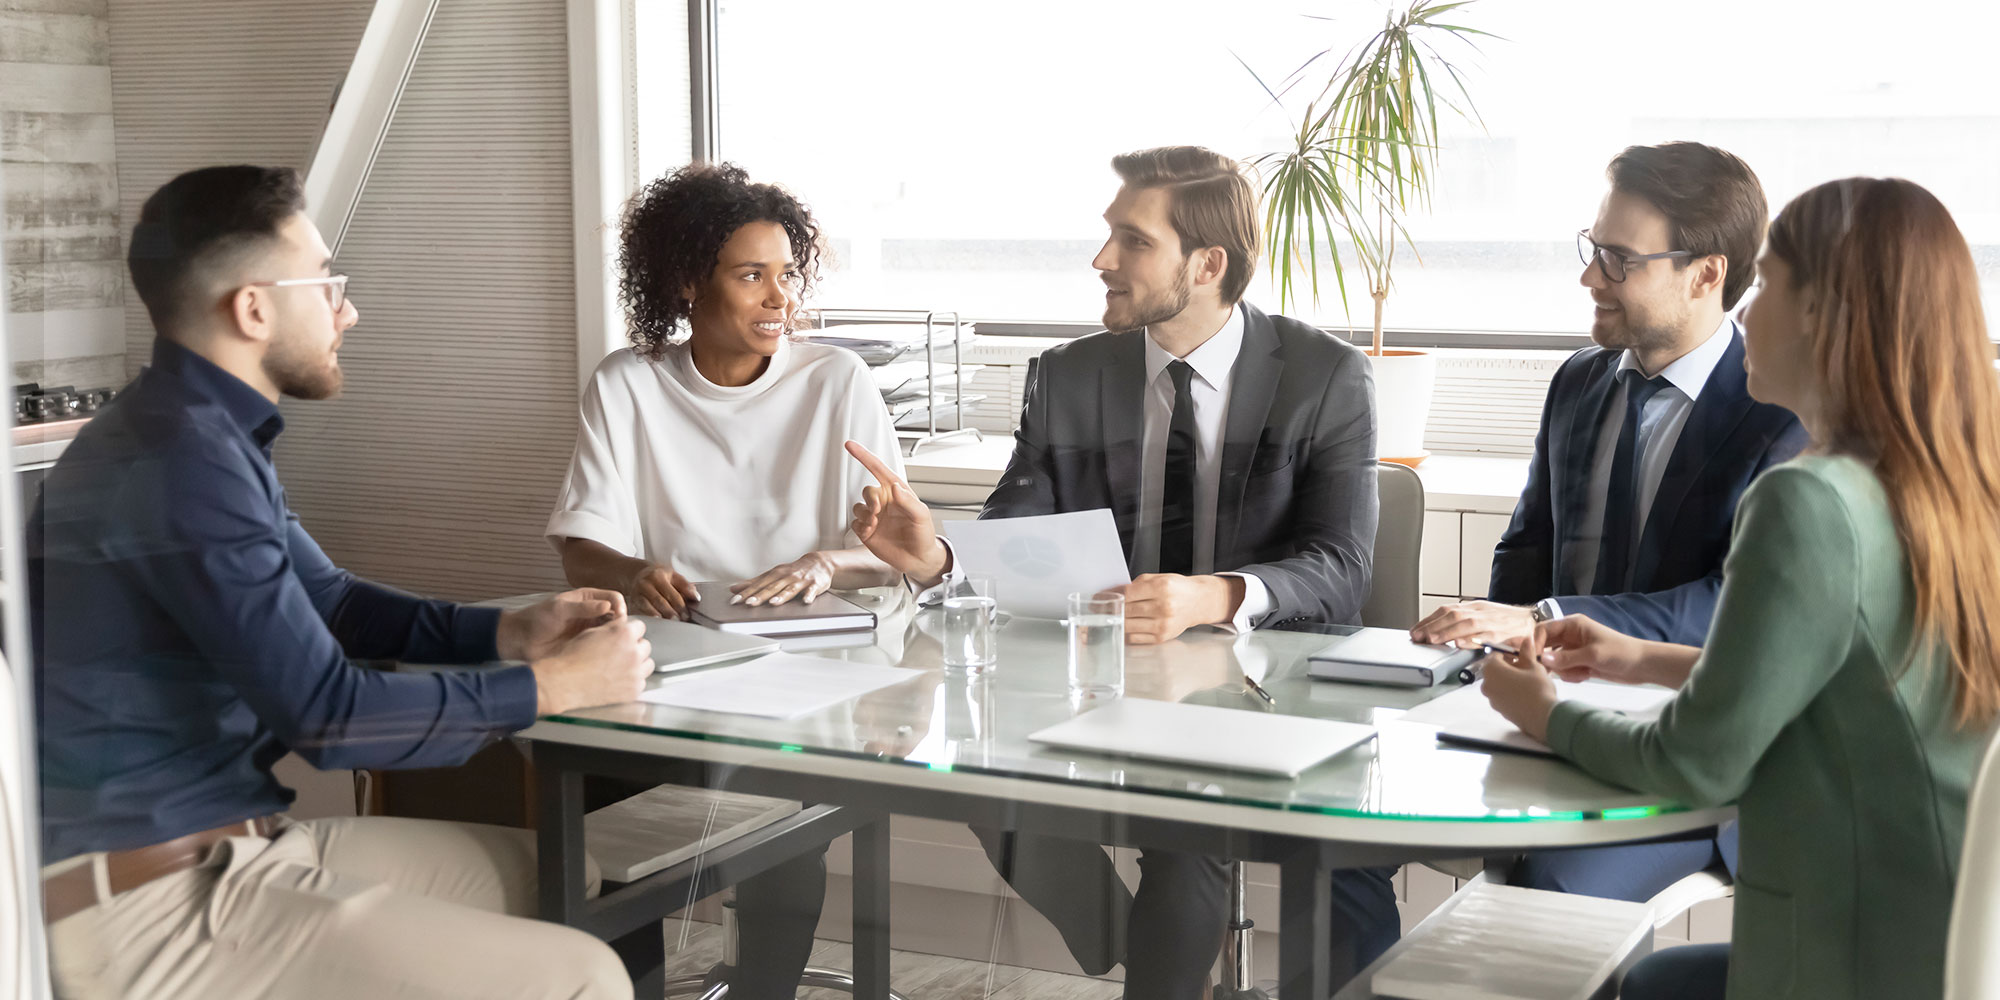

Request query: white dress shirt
[
  {"left": 1133, "top": 306, "right": 1275, "bottom": 632},
  {"left": 1558, "top": 316, "right": 1734, "bottom": 603}
]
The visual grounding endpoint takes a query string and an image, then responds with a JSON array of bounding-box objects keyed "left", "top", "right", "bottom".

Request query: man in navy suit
[{"left": 1412, "top": 141, "right": 1806, "bottom": 900}]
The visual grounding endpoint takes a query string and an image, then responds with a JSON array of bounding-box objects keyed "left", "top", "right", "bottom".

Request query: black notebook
[{"left": 687, "top": 581, "right": 877, "bottom": 637}]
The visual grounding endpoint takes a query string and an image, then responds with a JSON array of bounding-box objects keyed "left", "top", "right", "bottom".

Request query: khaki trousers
[{"left": 47, "top": 816, "right": 628, "bottom": 1000}]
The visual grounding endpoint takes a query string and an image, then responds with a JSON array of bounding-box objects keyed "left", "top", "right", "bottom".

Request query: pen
[
  {"left": 1243, "top": 673, "right": 1276, "bottom": 707},
  {"left": 1458, "top": 642, "right": 1520, "bottom": 684}
]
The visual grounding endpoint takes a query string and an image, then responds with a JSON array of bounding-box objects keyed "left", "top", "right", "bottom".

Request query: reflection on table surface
[{"left": 546, "top": 588, "right": 1694, "bottom": 826}]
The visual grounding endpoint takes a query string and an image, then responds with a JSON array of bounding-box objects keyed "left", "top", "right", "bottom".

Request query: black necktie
[
  {"left": 1160, "top": 360, "right": 1198, "bottom": 575},
  {"left": 1592, "top": 369, "right": 1670, "bottom": 595}
]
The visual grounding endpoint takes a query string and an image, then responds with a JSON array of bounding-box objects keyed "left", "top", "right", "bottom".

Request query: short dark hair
[
  {"left": 127, "top": 165, "right": 306, "bottom": 331},
  {"left": 618, "top": 162, "right": 826, "bottom": 359},
  {"left": 1606, "top": 142, "right": 1768, "bottom": 309},
  {"left": 1111, "top": 146, "right": 1262, "bottom": 305}
]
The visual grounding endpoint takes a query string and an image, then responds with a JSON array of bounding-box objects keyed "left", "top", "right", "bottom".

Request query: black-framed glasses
[
  {"left": 1577, "top": 230, "right": 1692, "bottom": 283},
  {"left": 246, "top": 274, "right": 349, "bottom": 312}
]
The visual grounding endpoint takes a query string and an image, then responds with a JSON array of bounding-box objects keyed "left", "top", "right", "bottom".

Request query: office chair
[
  {"left": 1945, "top": 729, "right": 2000, "bottom": 1000},
  {"left": 1212, "top": 462, "right": 1426, "bottom": 1000}
]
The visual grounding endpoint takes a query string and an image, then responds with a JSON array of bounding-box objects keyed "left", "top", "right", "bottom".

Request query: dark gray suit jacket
[{"left": 982, "top": 302, "right": 1378, "bottom": 625}]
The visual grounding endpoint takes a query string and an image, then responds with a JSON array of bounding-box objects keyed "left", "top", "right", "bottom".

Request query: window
[{"left": 662, "top": 0, "right": 1999, "bottom": 340}]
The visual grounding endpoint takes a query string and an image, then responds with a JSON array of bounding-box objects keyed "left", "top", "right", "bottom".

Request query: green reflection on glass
[
  {"left": 780, "top": 744, "right": 803, "bottom": 753},
  {"left": 1602, "top": 805, "right": 1660, "bottom": 820},
  {"left": 928, "top": 762, "right": 953, "bottom": 772}
]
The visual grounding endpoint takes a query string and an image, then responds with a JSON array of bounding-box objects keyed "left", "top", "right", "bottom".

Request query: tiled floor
[{"left": 661, "top": 918, "right": 1122, "bottom": 1000}]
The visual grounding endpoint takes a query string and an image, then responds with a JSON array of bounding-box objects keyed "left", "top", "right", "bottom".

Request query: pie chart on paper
[{"left": 1000, "top": 535, "right": 1065, "bottom": 578}]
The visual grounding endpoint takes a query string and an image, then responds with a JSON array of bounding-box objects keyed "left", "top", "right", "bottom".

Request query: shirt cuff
[
  {"left": 488, "top": 663, "right": 542, "bottom": 729},
  {"left": 451, "top": 605, "right": 505, "bottom": 663},
  {"left": 909, "top": 536, "right": 962, "bottom": 601},
  {"left": 1538, "top": 597, "right": 1565, "bottom": 622},
  {"left": 1544, "top": 698, "right": 1591, "bottom": 756},
  {"left": 1215, "top": 572, "right": 1275, "bottom": 634},
  {"left": 544, "top": 509, "right": 636, "bottom": 559}
]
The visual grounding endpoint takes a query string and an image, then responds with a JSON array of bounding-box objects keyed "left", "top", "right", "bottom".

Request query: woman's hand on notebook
[
  {"left": 625, "top": 562, "right": 700, "bottom": 620},
  {"left": 732, "top": 552, "right": 836, "bottom": 606}
]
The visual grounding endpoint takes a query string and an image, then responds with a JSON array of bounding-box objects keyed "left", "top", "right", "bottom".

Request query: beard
[
  {"left": 1592, "top": 293, "right": 1688, "bottom": 358},
  {"left": 1103, "top": 259, "right": 1194, "bottom": 334},
  {"left": 263, "top": 329, "right": 344, "bottom": 401}
]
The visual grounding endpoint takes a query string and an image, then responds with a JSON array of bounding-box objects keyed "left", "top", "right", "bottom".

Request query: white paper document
[
  {"left": 1397, "top": 679, "right": 1676, "bottom": 756},
  {"left": 638, "top": 654, "right": 920, "bottom": 720},
  {"left": 942, "top": 509, "right": 1132, "bottom": 619}
]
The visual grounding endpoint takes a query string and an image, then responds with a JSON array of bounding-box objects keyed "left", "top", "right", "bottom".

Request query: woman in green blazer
[{"left": 1483, "top": 176, "right": 2000, "bottom": 1000}]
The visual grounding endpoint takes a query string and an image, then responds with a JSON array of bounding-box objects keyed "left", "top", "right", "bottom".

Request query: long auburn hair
[{"left": 1767, "top": 177, "right": 2000, "bottom": 725}]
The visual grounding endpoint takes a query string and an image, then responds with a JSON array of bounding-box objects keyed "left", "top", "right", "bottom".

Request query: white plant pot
[{"left": 1368, "top": 349, "right": 1436, "bottom": 465}]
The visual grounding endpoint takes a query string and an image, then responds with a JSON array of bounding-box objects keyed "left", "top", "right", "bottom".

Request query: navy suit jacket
[
  {"left": 983, "top": 302, "right": 1379, "bottom": 625},
  {"left": 1489, "top": 328, "right": 1808, "bottom": 645}
]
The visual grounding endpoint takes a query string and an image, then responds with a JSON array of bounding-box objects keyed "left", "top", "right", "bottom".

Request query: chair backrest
[
  {"left": 1947, "top": 728, "right": 2000, "bottom": 1000},
  {"left": 1361, "top": 461, "right": 1425, "bottom": 630}
]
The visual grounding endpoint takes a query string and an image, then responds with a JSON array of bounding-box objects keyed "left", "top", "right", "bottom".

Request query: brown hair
[
  {"left": 1768, "top": 177, "right": 2000, "bottom": 725},
  {"left": 1111, "top": 146, "right": 1261, "bottom": 305},
  {"left": 1607, "top": 142, "right": 1768, "bottom": 309}
]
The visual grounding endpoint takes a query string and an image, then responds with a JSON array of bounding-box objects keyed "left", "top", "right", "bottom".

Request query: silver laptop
[
  {"left": 1028, "top": 698, "right": 1377, "bottom": 777},
  {"left": 641, "top": 616, "right": 778, "bottom": 673}
]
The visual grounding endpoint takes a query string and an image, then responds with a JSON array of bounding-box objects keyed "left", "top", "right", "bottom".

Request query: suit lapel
[
  {"left": 1630, "top": 329, "right": 1754, "bottom": 588},
  {"left": 1218, "top": 305, "right": 1283, "bottom": 563},
  {"left": 1556, "top": 351, "right": 1619, "bottom": 593},
  {"left": 1099, "top": 333, "right": 1146, "bottom": 562}
]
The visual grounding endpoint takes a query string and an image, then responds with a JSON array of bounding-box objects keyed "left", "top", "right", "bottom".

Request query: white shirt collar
[
  {"left": 1142, "top": 304, "right": 1245, "bottom": 390},
  {"left": 1617, "top": 315, "right": 1732, "bottom": 400}
]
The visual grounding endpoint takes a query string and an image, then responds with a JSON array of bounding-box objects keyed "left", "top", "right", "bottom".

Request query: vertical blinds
[{"left": 277, "top": 0, "right": 581, "bottom": 601}]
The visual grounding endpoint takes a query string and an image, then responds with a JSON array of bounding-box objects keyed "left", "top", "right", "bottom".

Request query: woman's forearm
[
  {"left": 817, "top": 545, "right": 901, "bottom": 589},
  {"left": 1639, "top": 641, "right": 1704, "bottom": 689},
  {"left": 559, "top": 537, "right": 648, "bottom": 593}
]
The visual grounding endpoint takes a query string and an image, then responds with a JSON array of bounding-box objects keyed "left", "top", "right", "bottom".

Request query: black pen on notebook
[{"left": 1458, "top": 641, "right": 1520, "bottom": 684}]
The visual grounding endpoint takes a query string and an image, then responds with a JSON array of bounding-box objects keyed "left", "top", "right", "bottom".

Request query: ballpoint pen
[
  {"left": 1458, "top": 641, "right": 1520, "bottom": 684},
  {"left": 1242, "top": 673, "right": 1276, "bottom": 707}
]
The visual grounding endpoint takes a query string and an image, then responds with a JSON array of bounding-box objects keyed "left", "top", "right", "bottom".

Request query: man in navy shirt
[{"left": 33, "top": 165, "right": 651, "bottom": 999}]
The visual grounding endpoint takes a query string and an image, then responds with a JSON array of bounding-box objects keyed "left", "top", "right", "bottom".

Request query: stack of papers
[
  {"left": 1398, "top": 679, "right": 1675, "bottom": 756},
  {"left": 639, "top": 653, "right": 918, "bottom": 720},
  {"left": 797, "top": 323, "right": 977, "bottom": 366}
]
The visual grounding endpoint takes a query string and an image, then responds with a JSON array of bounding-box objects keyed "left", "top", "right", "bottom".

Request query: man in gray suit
[{"left": 848, "top": 146, "right": 1387, "bottom": 997}]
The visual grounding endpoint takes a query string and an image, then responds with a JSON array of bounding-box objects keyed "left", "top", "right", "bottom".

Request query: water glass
[
  {"left": 1066, "top": 591, "right": 1125, "bottom": 700},
  {"left": 941, "top": 576, "right": 999, "bottom": 672}
]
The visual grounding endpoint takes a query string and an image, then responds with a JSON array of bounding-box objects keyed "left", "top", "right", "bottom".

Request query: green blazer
[{"left": 1548, "top": 455, "right": 1994, "bottom": 999}]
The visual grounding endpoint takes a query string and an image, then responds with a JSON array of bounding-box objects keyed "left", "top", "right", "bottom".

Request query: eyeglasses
[
  {"left": 1577, "top": 231, "right": 1692, "bottom": 283},
  {"left": 246, "top": 274, "right": 349, "bottom": 312}
]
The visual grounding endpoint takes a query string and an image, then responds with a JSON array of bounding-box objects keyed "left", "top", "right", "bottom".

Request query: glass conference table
[{"left": 520, "top": 589, "right": 1726, "bottom": 998}]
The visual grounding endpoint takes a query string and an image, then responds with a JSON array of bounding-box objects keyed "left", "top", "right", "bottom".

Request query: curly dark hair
[{"left": 617, "top": 162, "right": 827, "bottom": 359}]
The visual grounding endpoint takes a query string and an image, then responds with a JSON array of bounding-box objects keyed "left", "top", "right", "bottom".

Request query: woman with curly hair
[{"left": 548, "top": 162, "right": 903, "bottom": 619}]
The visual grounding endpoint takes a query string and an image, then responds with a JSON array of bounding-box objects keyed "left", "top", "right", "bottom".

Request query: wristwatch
[{"left": 1531, "top": 598, "right": 1563, "bottom": 624}]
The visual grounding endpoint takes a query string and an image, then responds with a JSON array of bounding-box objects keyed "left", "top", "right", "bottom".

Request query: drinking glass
[
  {"left": 1066, "top": 591, "right": 1125, "bottom": 699},
  {"left": 941, "top": 576, "right": 999, "bottom": 672}
]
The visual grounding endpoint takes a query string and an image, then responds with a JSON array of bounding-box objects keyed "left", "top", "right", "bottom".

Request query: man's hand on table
[
  {"left": 1410, "top": 599, "right": 1537, "bottom": 649},
  {"left": 498, "top": 588, "right": 627, "bottom": 661},
  {"left": 530, "top": 617, "right": 653, "bottom": 715},
  {"left": 1116, "top": 574, "right": 1244, "bottom": 645}
]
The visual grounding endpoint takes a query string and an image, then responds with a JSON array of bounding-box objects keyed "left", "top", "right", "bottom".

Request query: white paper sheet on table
[
  {"left": 638, "top": 653, "right": 920, "bottom": 720},
  {"left": 1397, "top": 679, "right": 1675, "bottom": 756},
  {"left": 942, "top": 509, "right": 1132, "bottom": 619}
]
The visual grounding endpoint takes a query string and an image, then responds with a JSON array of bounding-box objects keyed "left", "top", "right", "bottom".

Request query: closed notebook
[
  {"left": 687, "top": 581, "right": 876, "bottom": 637},
  {"left": 1307, "top": 627, "right": 1479, "bottom": 687}
]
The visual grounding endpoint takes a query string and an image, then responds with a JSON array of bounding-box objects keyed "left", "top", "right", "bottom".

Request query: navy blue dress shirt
[{"left": 30, "top": 339, "right": 538, "bottom": 861}]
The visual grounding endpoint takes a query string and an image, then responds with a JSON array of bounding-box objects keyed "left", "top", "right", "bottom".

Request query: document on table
[
  {"left": 941, "top": 509, "right": 1132, "bottom": 619},
  {"left": 1398, "top": 679, "right": 1676, "bottom": 757},
  {"left": 638, "top": 653, "right": 920, "bottom": 720}
]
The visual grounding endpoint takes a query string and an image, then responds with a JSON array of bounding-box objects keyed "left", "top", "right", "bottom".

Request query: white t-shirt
[{"left": 546, "top": 337, "right": 906, "bottom": 583}]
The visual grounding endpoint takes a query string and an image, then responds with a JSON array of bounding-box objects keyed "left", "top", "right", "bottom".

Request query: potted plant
[{"left": 1249, "top": 0, "right": 1495, "bottom": 466}]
